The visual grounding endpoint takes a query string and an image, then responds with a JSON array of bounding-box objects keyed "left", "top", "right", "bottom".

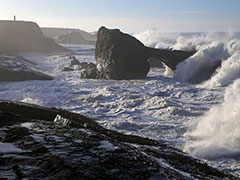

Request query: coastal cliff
[{"left": 0, "top": 21, "right": 68, "bottom": 54}]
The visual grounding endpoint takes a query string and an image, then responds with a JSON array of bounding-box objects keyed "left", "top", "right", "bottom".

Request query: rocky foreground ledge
[{"left": 0, "top": 100, "right": 238, "bottom": 180}]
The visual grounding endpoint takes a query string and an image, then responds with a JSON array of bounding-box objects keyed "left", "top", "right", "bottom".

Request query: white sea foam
[
  {"left": 0, "top": 40, "right": 239, "bottom": 175},
  {"left": 184, "top": 79, "right": 240, "bottom": 159},
  {"left": 21, "top": 96, "right": 43, "bottom": 105}
]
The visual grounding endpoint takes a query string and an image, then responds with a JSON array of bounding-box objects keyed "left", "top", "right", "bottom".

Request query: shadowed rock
[
  {"left": 187, "top": 61, "right": 222, "bottom": 84},
  {"left": 0, "top": 54, "right": 53, "bottom": 81},
  {"left": 62, "top": 56, "right": 97, "bottom": 78},
  {"left": 0, "top": 21, "right": 69, "bottom": 54},
  {"left": 95, "top": 27, "right": 195, "bottom": 79},
  {"left": 0, "top": 100, "right": 238, "bottom": 179}
]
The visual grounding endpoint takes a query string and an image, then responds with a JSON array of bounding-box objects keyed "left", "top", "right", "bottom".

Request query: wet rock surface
[
  {"left": 0, "top": 54, "right": 53, "bottom": 81},
  {"left": 0, "top": 100, "right": 238, "bottom": 180},
  {"left": 62, "top": 56, "right": 97, "bottom": 79}
]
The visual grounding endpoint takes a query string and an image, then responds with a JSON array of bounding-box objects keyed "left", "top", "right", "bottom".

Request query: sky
[{"left": 1, "top": 0, "right": 240, "bottom": 33}]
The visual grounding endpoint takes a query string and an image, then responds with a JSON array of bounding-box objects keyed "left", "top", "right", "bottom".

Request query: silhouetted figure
[{"left": 14, "top": 15, "right": 16, "bottom": 21}]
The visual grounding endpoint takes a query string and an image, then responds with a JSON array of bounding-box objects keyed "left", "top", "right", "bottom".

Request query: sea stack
[
  {"left": 95, "top": 26, "right": 150, "bottom": 79},
  {"left": 95, "top": 27, "right": 195, "bottom": 80}
]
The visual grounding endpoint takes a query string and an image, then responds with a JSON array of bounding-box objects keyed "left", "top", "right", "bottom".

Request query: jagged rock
[
  {"left": 0, "top": 100, "right": 238, "bottom": 180},
  {"left": 56, "top": 31, "right": 96, "bottom": 45},
  {"left": 79, "top": 62, "right": 97, "bottom": 79},
  {"left": 95, "top": 27, "right": 195, "bottom": 80},
  {"left": 62, "top": 56, "right": 97, "bottom": 78},
  {"left": 70, "top": 56, "right": 81, "bottom": 66},
  {"left": 0, "top": 21, "right": 69, "bottom": 54},
  {"left": 0, "top": 54, "right": 53, "bottom": 81},
  {"left": 62, "top": 67, "right": 74, "bottom": 72}
]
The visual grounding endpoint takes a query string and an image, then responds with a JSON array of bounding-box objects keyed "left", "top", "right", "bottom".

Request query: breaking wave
[
  {"left": 135, "top": 29, "right": 240, "bottom": 87},
  {"left": 184, "top": 79, "right": 240, "bottom": 159}
]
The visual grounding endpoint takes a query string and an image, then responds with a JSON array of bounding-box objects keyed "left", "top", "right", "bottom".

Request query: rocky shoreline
[{"left": 0, "top": 100, "right": 238, "bottom": 179}]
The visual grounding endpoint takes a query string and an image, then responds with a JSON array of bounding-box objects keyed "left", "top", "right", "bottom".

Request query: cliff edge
[{"left": 0, "top": 21, "right": 69, "bottom": 53}]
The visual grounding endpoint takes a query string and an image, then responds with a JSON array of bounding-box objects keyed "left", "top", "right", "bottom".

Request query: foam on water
[{"left": 1, "top": 32, "right": 240, "bottom": 176}]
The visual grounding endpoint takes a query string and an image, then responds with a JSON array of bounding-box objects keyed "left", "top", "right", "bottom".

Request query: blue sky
[{"left": 1, "top": 0, "right": 240, "bottom": 33}]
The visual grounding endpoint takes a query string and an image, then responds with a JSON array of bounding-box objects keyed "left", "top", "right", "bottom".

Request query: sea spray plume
[
  {"left": 172, "top": 31, "right": 237, "bottom": 51},
  {"left": 203, "top": 39, "right": 240, "bottom": 87},
  {"left": 172, "top": 33, "right": 206, "bottom": 51},
  {"left": 184, "top": 79, "right": 240, "bottom": 159},
  {"left": 135, "top": 29, "right": 240, "bottom": 84},
  {"left": 204, "top": 52, "right": 240, "bottom": 87},
  {"left": 134, "top": 28, "right": 178, "bottom": 49},
  {"left": 173, "top": 42, "right": 228, "bottom": 84},
  {"left": 227, "top": 39, "right": 240, "bottom": 55}
]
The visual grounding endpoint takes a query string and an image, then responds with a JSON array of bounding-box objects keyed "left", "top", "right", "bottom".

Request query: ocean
[{"left": 1, "top": 30, "right": 240, "bottom": 177}]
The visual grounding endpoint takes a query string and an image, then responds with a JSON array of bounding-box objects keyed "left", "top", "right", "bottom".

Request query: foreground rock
[
  {"left": 0, "top": 54, "right": 53, "bottom": 81},
  {"left": 0, "top": 100, "right": 238, "bottom": 180},
  {"left": 0, "top": 21, "right": 69, "bottom": 54},
  {"left": 94, "top": 27, "right": 195, "bottom": 80},
  {"left": 56, "top": 31, "right": 96, "bottom": 45}
]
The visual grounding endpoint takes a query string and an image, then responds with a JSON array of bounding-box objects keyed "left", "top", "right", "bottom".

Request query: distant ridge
[{"left": 41, "top": 27, "right": 97, "bottom": 42}]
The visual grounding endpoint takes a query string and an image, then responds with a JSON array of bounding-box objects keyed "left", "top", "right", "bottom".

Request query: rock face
[
  {"left": 56, "top": 31, "right": 96, "bottom": 45},
  {"left": 0, "top": 100, "right": 238, "bottom": 180},
  {"left": 95, "top": 27, "right": 195, "bottom": 80},
  {"left": 95, "top": 27, "right": 150, "bottom": 79},
  {"left": 0, "top": 21, "right": 69, "bottom": 54},
  {"left": 0, "top": 54, "right": 53, "bottom": 81},
  {"left": 148, "top": 57, "right": 164, "bottom": 68}
]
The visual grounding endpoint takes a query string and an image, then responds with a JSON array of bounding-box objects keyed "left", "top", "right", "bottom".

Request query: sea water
[{"left": 1, "top": 31, "right": 240, "bottom": 176}]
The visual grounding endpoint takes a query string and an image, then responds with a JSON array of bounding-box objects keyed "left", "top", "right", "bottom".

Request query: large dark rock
[
  {"left": 56, "top": 31, "right": 96, "bottom": 45},
  {"left": 0, "top": 21, "right": 69, "bottom": 54},
  {"left": 0, "top": 54, "right": 53, "bottom": 81},
  {"left": 0, "top": 100, "right": 238, "bottom": 179},
  {"left": 148, "top": 57, "right": 164, "bottom": 68},
  {"left": 95, "top": 27, "right": 150, "bottom": 79},
  {"left": 95, "top": 27, "right": 195, "bottom": 80}
]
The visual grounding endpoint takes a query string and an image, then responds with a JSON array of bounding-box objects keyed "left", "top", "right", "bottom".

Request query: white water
[
  {"left": 0, "top": 31, "right": 240, "bottom": 176},
  {"left": 184, "top": 79, "right": 240, "bottom": 159}
]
